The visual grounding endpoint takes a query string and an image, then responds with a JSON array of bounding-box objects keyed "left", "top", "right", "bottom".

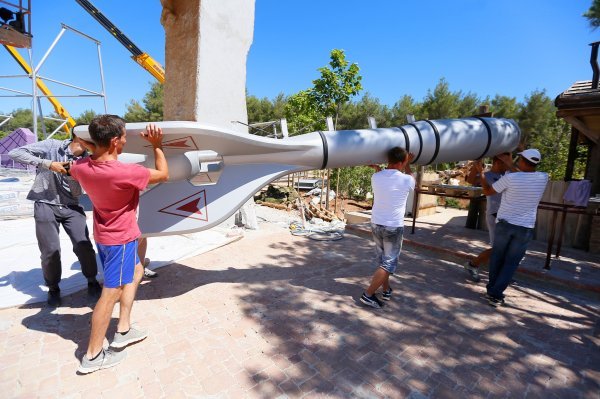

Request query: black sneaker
[
  {"left": 485, "top": 293, "right": 505, "bottom": 308},
  {"left": 360, "top": 292, "right": 384, "bottom": 309},
  {"left": 381, "top": 288, "right": 393, "bottom": 301},
  {"left": 87, "top": 281, "right": 102, "bottom": 299},
  {"left": 47, "top": 289, "right": 61, "bottom": 307},
  {"left": 464, "top": 262, "right": 481, "bottom": 283}
]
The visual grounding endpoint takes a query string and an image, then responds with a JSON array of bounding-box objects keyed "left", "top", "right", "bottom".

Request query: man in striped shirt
[{"left": 476, "top": 149, "right": 548, "bottom": 307}]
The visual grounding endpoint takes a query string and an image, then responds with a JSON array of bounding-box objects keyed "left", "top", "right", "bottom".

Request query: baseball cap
[{"left": 518, "top": 149, "right": 541, "bottom": 164}]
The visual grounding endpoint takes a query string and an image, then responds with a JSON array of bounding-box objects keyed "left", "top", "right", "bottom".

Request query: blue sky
[{"left": 0, "top": 0, "right": 597, "bottom": 119}]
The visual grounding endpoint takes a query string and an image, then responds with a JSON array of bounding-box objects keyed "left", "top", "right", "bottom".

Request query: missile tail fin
[{"left": 138, "top": 163, "right": 302, "bottom": 236}]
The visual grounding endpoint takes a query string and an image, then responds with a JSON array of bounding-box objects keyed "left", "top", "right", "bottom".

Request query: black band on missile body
[
  {"left": 424, "top": 120, "right": 441, "bottom": 165},
  {"left": 318, "top": 131, "right": 328, "bottom": 169},
  {"left": 409, "top": 123, "right": 424, "bottom": 164},
  {"left": 474, "top": 117, "right": 492, "bottom": 160},
  {"left": 397, "top": 126, "right": 410, "bottom": 154}
]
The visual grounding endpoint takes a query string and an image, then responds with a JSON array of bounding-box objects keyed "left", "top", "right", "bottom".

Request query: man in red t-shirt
[{"left": 70, "top": 114, "right": 168, "bottom": 374}]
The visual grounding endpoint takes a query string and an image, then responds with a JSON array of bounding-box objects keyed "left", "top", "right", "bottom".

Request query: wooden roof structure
[
  {"left": 555, "top": 79, "right": 600, "bottom": 144},
  {"left": 554, "top": 43, "right": 600, "bottom": 252},
  {"left": 554, "top": 41, "right": 600, "bottom": 205}
]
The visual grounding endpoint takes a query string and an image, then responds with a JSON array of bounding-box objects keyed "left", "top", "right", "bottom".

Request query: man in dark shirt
[{"left": 9, "top": 132, "right": 101, "bottom": 306}]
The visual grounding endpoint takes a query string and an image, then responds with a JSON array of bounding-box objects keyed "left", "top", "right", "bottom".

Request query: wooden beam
[
  {"left": 564, "top": 126, "right": 579, "bottom": 181},
  {"left": 563, "top": 116, "right": 599, "bottom": 144},
  {"left": 0, "top": 26, "right": 31, "bottom": 48},
  {"left": 557, "top": 107, "right": 600, "bottom": 118}
]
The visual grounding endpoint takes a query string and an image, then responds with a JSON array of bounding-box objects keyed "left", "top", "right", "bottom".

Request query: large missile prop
[{"left": 74, "top": 117, "right": 520, "bottom": 237}]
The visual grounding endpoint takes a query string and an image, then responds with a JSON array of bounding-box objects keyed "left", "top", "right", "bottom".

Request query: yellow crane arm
[
  {"left": 75, "top": 0, "right": 165, "bottom": 83},
  {"left": 4, "top": 45, "right": 75, "bottom": 133},
  {"left": 133, "top": 53, "right": 165, "bottom": 84}
]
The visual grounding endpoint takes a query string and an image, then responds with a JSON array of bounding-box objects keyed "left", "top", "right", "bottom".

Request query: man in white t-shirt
[
  {"left": 476, "top": 149, "right": 548, "bottom": 307},
  {"left": 360, "top": 147, "right": 415, "bottom": 309}
]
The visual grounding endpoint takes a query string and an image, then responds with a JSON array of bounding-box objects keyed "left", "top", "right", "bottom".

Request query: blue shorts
[
  {"left": 96, "top": 240, "right": 140, "bottom": 288},
  {"left": 371, "top": 224, "right": 404, "bottom": 274}
]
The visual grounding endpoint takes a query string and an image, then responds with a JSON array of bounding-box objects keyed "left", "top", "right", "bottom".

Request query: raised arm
[
  {"left": 404, "top": 152, "right": 414, "bottom": 176},
  {"left": 141, "top": 124, "right": 169, "bottom": 184},
  {"left": 498, "top": 152, "right": 519, "bottom": 172},
  {"left": 9, "top": 140, "right": 70, "bottom": 174},
  {"left": 474, "top": 162, "right": 497, "bottom": 196},
  {"left": 465, "top": 160, "right": 482, "bottom": 186}
]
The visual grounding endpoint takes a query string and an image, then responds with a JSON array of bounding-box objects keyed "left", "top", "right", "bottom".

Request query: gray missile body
[{"left": 74, "top": 117, "right": 520, "bottom": 236}]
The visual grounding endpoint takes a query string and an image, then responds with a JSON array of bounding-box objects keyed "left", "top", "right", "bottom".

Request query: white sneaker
[
  {"left": 144, "top": 268, "right": 158, "bottom": 278},
  {"left": 78, "top": 349, "right": 126, "bottom": 374},
  {"left": 110, "top": 326, "right": 148, "bottom": 349}
]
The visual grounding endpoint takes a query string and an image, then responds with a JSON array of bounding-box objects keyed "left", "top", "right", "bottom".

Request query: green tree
[
  {"left": 390, "top": 95, "right": 422, "bottom": 126},
  {"left": 247, "top": 94, "right": 276, "bottom": 123},
  {"left": 246, "top": 93, "right": 289, "bottom": 136},
  {"left": 0, "top": 108, "right": 64, "bottom": 140},
  {"left": 516, "top": 90, "right": 574, "bottom": 179},
  {"left": 75, "top": 109, "right": 98, "bottom": 125},
  {"left": 330, "top": 165, "right": 374, "bottom": 200},
  {"left": 337, "top": 93, "right": 392, "bottom": 130},
  {"left": 457, "top": 92, "right": 481, "bottom": 117},
  {"left": 421, "top": 78, "right": 461, "bottom": 119},
  {"left": 124, "top": 82, "right": 163, "bottom": 122},
  {"left": 271, "top": 93, "right": 287, "bottom": 120},
  {"left": 517, "top": 90, "right": 555, "bottom": 147},
  {"left": 532, "top": 117, "right": 573, "bottom": 179},
  {"left": 584, "top": 0, "right": 600, "bottom": 29},
  {"left": 308, "top": 49, "right": 364, "bottom": 205},
  {"left": 284, "top": 90, "right": 325, "bottom": 135},
  {"left": 310, "top": 49, "right": 363, "bottom": 127},
  {"left": 490, "top": 95, "right": 520, "bottom": 119}
]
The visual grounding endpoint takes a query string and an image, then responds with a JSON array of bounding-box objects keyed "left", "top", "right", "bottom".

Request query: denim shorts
[
  {"left": 371, "top": 223, "right": 404, "bottom": 274},
  {"left": 96, "top": 240, "right": 140, "bottom": 288}
]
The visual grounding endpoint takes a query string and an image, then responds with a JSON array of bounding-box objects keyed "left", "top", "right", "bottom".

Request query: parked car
[{"left": 294, "top": 178, "right": 325, "bottom": 191}]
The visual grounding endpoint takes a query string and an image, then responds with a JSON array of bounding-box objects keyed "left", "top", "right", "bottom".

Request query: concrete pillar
[{"left": 160, "top": 0, "right": 255, "bottom": 133}]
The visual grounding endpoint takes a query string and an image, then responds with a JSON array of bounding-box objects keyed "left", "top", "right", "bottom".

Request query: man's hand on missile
[
  {"left": 497, "top": 152, "right": 520, "bottom": 172},
  {"left": 77, "top": 137, "right": 97, "bottom": 153},
  {"left": 472, "top": 160, "right": 484, "bottom": 175},
  {"left": 141, "top": 124, "right": 164, "bottom": 149},
  {"left": 497, "top": 152, "right": 513, "bottom": 167},
  {"left": 404, "top": 153, "right": 415, "bottom": 175},
  {"left": 465, "top": 160, "right": 482, "bottom": 186}
]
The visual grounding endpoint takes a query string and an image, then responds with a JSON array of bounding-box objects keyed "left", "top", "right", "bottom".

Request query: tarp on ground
[{"left": 0, "top": 128, "right": 35, "bottom": 169}]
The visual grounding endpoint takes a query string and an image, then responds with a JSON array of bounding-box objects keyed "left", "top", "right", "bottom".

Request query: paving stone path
[{"left": 0, "top": 220, "right": 598, "bottom": 398}]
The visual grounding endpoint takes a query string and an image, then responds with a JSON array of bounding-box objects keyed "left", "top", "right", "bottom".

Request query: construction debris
[{"left": 254, "top": 184, "right": 343, "bottom": 222}]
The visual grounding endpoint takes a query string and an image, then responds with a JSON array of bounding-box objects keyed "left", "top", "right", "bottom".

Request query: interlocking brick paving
[{"left": 0, "top": 219, "right": 598, "bottom": 398}]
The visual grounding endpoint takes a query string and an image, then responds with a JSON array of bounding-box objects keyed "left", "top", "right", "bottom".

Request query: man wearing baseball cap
[{"left": 474, "top": 149, "right": 548, "bottom": 307}]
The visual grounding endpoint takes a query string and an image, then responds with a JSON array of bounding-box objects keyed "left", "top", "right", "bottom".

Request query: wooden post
[
  {"left": 411, "top": 166, "right": 424, "bottom": 234},
  {"left": 564, "top": 126, "right": 579, "bottom": 181},
  {"left": 325, "top": 116, "right": 334, "bottom": 211},
  {"left": 318, "top": 169, "right": 325, "bottom": 209},
  {"left": 334, "top": 168, "right": 341, "bottom": 214}
]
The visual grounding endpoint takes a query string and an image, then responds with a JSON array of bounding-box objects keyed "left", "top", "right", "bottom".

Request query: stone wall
[{"left": 160, "top": 0, "right": 255, "bottom": 132}]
